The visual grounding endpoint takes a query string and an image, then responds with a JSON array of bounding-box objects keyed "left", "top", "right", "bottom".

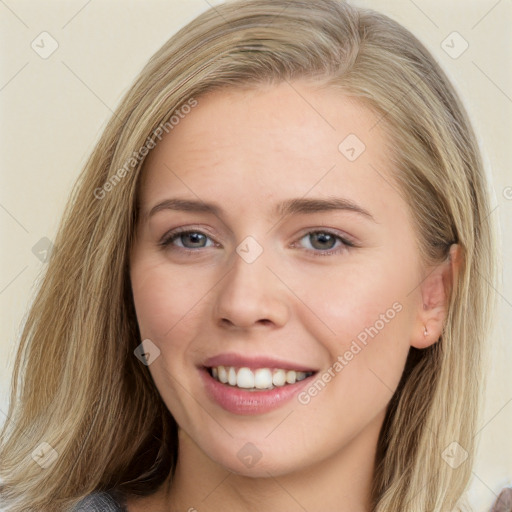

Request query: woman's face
[{"left": 130, "top": 81, "right": 431, "bottom": 477}]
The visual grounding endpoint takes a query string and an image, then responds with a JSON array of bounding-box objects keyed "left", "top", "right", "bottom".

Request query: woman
[{"left": 0, "top": 1, "right": 499, "bottom": 511}]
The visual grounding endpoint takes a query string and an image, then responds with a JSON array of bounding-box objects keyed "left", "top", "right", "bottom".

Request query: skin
[{"left": 128, "top": 81, "right": 459, "bottom": 512}]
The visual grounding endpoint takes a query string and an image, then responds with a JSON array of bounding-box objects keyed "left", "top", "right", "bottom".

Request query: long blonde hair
[{"left": 0, "top": 1, "right": 497, "bottom": 510}]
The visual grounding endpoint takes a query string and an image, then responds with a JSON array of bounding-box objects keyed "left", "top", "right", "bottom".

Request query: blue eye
[
  {"left": 296, "top": 231, "right": 353, "bottom": 256},
  {"left": 159, "top": 228, "right": 354, "bottom": 256},
  {"left": 161, "top": 230, "right": 215, "bottom": 250}
]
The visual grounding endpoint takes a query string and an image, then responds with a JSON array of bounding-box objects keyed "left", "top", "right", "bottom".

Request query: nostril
[{"left": 219, "top": 318, "right": 272, "bottom": 328}]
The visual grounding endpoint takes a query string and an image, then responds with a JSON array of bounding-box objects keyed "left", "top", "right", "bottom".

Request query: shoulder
[
  {"left": 491, "top": 486, "right": 512, "bottom": 511},
  {"left": 71, "top": 491, "right": 126, "bottom": 512}
]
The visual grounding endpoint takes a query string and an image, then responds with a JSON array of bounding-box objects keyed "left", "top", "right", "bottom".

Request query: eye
[
  {"left": 160, "top": 229, "right": 216, "bottom": 250},
  {"left": 159, "top": 228, "right": 355, "bottom": 256},
  {"left": 294, "top": 230, "right": 354, "bottom": 256}
]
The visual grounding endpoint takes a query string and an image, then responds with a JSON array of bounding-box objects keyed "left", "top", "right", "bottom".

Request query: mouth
[
  {"left": 199, "top": 354, "right": 319, "bottom": 415},
  {"left": 206, "top": 365, "right": 315, "bottom": 391}
]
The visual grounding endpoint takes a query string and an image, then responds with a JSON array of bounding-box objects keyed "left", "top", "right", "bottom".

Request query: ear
[{"left": 411, "top": 244, "right": 461, "bottom": 349}]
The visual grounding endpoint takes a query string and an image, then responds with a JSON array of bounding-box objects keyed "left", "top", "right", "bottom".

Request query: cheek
[
  {"left": 130, "top": 260, "right": 211, "bottom": 417},
  {"left": 303, "top": 255, "right": 414, "bottom": 335},
  {"left": 292, "top": 277, "right": 413, "bottom": 441},
  {"left": 130, "top": 259, "right": 212, "bottom": 350},
  {"left": 303, "top": 257, "right": 417, "bottom": 389}
]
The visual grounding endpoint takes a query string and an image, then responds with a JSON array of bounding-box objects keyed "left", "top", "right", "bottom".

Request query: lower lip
[{"left": 199, "top": 368, "right": 315, "bottom": 415}]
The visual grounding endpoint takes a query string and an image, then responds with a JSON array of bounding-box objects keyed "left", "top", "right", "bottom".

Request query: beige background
[{"left": 0, "top": 1, "right": 511, "bottom": 510}]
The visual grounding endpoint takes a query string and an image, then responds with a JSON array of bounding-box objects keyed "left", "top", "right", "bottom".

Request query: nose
[{"left": 213, "top": 248, "right": 290, "bottom": 331}]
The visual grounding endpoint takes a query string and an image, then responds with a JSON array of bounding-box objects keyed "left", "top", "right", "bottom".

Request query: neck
[{"left": 163, "top": 410, "right": 384, "bottom": 512}]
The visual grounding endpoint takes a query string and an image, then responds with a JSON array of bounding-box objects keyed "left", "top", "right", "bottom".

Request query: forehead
[{"left": 138, "top": 81, "right": 398, "bottom": 216}]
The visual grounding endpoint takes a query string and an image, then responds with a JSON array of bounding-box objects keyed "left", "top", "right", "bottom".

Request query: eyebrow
[
  {"left": 147, "top": 197, "right": 375, "bottom": 222},
  {"left": 274, "top": 197, "right": 375, "bottom": 221}
]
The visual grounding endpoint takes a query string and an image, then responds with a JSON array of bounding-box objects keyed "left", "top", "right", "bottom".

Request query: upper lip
[{"left": 202, "top": 353, "right": 318, "bottom": 372}]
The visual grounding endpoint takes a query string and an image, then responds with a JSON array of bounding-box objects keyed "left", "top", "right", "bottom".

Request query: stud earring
[{"left": 424, "top": 326, "right": 428, "bottom": 336}]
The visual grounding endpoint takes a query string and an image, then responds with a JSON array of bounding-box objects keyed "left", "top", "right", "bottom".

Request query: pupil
[
  {"left": 311, "top": 233, "right": 335, "bottom": 250},
  {"left": 185, "top": 233, "right": 205, "bottom": 247}
]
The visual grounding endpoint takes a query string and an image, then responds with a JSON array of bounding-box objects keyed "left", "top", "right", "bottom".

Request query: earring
[{"left": 424, "top": 326, "right": 428, "bottom": 336}]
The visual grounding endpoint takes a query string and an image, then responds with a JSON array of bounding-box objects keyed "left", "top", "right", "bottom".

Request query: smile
[{"left": 208, "top": 366, "right": 314, "bottom": 391}]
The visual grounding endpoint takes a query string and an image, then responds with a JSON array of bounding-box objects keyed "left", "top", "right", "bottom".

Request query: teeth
[
  {"left": 254, "top": 368, "right": 273, "bottom": 389},
  {"left": 228, "top": 367, "right": 237, "bottom": 386},
  {"left": 286, "top": 370, "right": 296, "bottom": 384},
  {"left": 237, "top": 367, "right": 255, "bottom": 389},
  {"left": 272, "top": 369, "right": 286, "bottom": 386},
  {"left": 209, "top": 366, "right": 313, "bottom": 390},
  {"left": 218, "top": 366, "right": 228, "bottom": 383}
]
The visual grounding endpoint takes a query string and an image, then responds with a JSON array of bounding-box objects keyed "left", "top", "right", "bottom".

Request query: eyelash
[{"left": 159, "top": 227, "right": 356, "bottom": 257}]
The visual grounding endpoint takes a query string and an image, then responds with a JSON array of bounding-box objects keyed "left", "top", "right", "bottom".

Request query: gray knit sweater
[
  {"left": 71, "top": 492, "right": 126, "bottom": 512},
  {"left": 72, "top": 487, "right": 512, "bottom": 511}
]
